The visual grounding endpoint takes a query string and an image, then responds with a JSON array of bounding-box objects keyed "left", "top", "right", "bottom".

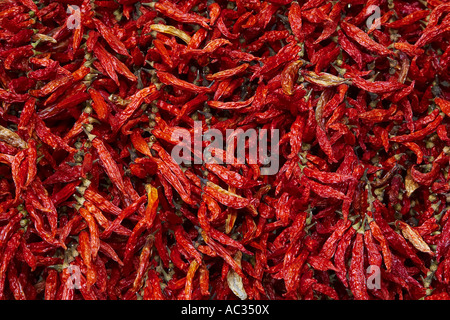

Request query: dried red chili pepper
[
  {"left": 0, "top": 0, "right": 449, "bottom": 302},
  {"left": 341, "top": 20, "right": 393, "bottom": 57},
  {"left": 92, "top": 18, "right": 130, "bottom": 58},
  {"left": 154, "top": 2, "right": 210, "bottom": 29},
  {"left": 300, "top": 175, "right": 350, "bottom": 201},
  {"left": 395, "top": 220, "right": 434, "bottom": 255},
  {"left": 175, "top": 225, "right": 202, "bottom": 265},
  {"left": 44, "top": 269, "right": 58, "bottom": 300},
  {"left": 78, "top": 230, "right": 97, "bottom": 289},
  {"left": 281, "top": 60, "right": 303, "bottom": 96},
  {"left": 288, "top": 2, "right": 302, "bottom": 41},
  {"left": 285, "top": 249, "right": 309, "bottom": 294},
  {"left": 101, "top": 195, "right": 147, "bottom": 239},
  {"left": 129, "top": 235, "right": 153, "bottom": 297},
  {"left": 334, "top": 226, "right": 356, "bottom": 287},
  {"left": 203, "top": 180, "right": 251, "bottom": 209},
  {"left": 79, "top": 208, "right": 100, "bottom": 260},
  {"left": 319, "top": 219, "right": 351, "bottom": 260},
  {"left": 391, "top": 114, "right": 444, "bottom": 143},
  {"left": 34, "top": 116, "right": 76, "bottom": 153},
  {"left": 157, "top": 71, "right": 211, "bottom": 94},
  {"left": 0, "top": 229, "right": 23, "bottom": 299},
  {"left": 91, "top": 138, "right": 130, "bottom": 200},
  {"left": 349, "top": 231, "right": 369, "bottom": 300}
]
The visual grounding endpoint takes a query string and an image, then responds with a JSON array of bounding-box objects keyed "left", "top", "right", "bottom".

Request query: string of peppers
[{"left": 0, "top": 0, "right": 449, "bottom": 300}]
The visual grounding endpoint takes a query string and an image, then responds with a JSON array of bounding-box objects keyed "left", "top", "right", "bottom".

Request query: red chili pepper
[
  {"left": 44, "top": 269, "right": 58, "bottom": 300},
  {"left": 92, "top": 138, "right": 130, "bottom": 199},
  {"left": 435, "top": 98, "right": 450, "bottom": 117},
  {"left": 78, "top": 230, "right": 97, "bottom": 289},
  {"left": 365, "top": 228, "right": 383, "bottom": 269},
  {"left": 373, "top": 200, "right": 425, "bottom": 272},
  {"left": 386, "top": 10, "right": 430, "bottom": 28},
  {"left": 200, "top": 178, "right": 250, "bottom": 209},
  {"left": 154, "top": 2, "right": 210, "bottom": 30},
  {"left": 319, "top": 219, "right": 351, "bottom": 260},
  {"left": 92, "top": 18, "right": 130, "bottom": 57},
  {"left": 351, "top": 76, "right": 406, "bottom": 94},
  {"left": 284, "top": 249, "right": 309, "bottom": 294},
  {"left": 84, "top": 189, "right": 122, "bottom": 216},
  {"left": 281, "top": 60, "right": 303, "bottom": 96},
  {"left": 341, "top": 20, "right": 393, "bottom": 57},
  {"left": 205, "top": 163, "right": 262, "bottom": 189},
  {"left": 88, "top": 88, "right": 109, "bottom": 121},
  {"left": 300, "top": 175, "right": 350, "bottom": 201},
  {"left": 0, "top": 229, "right": 23, "bottom": 299},
  {"left": 101, "top": 194, "right": 147, "bottom": 239},
  {"left": 396, "top": 220, "right": 434, "bottom": 255},
  {"left": 334, "top": 226, "right": 356, "bottom": 287},
  {"left": 288, "top": 2, "right": 303, "bottom": 41},
  {"left": 99, "top": 241, "right": 123, "bottom": 266},
  {"left": 251, "top": 41, "right": 301, "bottom": 81},
  {"left": 79, "top": 208, "right": 100, "bottom": 260},
  {"left": 307, "top": 255, "right": 339, "bottom": 272},
  {"left": 113, "top": 85, "right": 158, "bottom": 133},
  {"left": 391, "top": 114, "right": 444, "bottom": 143},
  {"left": 414, "top": 21, "right": 450, "bottom": 48},
  {"left": 131, "top": 235, "right": 153, "bottom": 294},
  {"left": 34, "top": 116, "right": 76, "bottom": 153},
  {"left": 157, "top": 71, "right": 211, "bottom": 94},
  {"left": 93, "top": 43, "right": 120, "bottom": 86},
  {"left": 393, "top": 42, "right": 425, "bottom": 57},
  {"left": 1, "top": 0, "right": 449, "bottom": 302},
  {"left": 315, "top": 2, "right": 342, "bottom": 44},
  {"left": 349, "top": 232, "right": 369, "bottom": 300},
  {"left": 175, "top": 225, "right": 202, "bottom": 265}
]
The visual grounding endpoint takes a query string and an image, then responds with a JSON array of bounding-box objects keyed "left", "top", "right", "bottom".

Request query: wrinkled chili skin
[{"left": 0, "top": 0, "right": 449, "bottom": 302}]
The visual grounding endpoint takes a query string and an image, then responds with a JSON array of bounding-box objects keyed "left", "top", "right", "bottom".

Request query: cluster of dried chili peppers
[{"left": 0, "top": 0, "right": 450, "bottom": 301}]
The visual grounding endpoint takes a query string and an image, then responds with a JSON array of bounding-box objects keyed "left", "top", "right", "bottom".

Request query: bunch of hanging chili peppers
[{"left": 0, "top": 0, "right": 450, "bottom": 301}]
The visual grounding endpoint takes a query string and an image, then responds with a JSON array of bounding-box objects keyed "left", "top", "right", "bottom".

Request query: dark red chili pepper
[
  {"left": 34, "top": 116, "right": 76, "bottom": 153},
  {"left": 175, "top": 225, "right": 202, "bottom": 265},
  {"left": 0, "top": 0, "right": 448, "bottom": 302},
  {"left": 92, "top": 18, "right": 130, "bottom": 57},
  {"left": 414, "top": 21, "right": 450, "bottom": 48},
  {"left": 341, "top": 20, "right": 393, "bottom": 57},
  {"left": 288, "top": 2, "right": 303, "bottom": 41},
  {"left": 79, "top": 208, "right": 100, "bottom": 260},
  {"left": 373, "top": 201, "right": 426, "bottom": 272},
  {"left": 157, "top": 71, "right": 211, "bottom": 94},
  {"left": 154, "top": 2, "right": 210, "bottom": 29},
  {"left": 349, "top": 232, "right": 369, "bottom": 300},
  {"left": 44, "top": 269, "right": 58, "bottom": 300},
  {"left": 300, "top": 175, "right": 350, "bottom": 201},
  {"left": 0, "top": 229, "right": 23, "bottom": 299},
  {"left": 131, "top": 235, "right": 153, "bottom": 295},
  {"left": 101, "top": 195, "right": 147, "bottom": 239},
  {"left": 78, "top": 230, "right": 97, "bottom": 289},
  {"left": 391, "top": 115, "right": 444, "bottom": 143},
  {"left": 334, "top": 226, "right": 356, "bottom": 287},
  {"left": 320, "top": 219, "right": 351, "bottom": 260}
]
